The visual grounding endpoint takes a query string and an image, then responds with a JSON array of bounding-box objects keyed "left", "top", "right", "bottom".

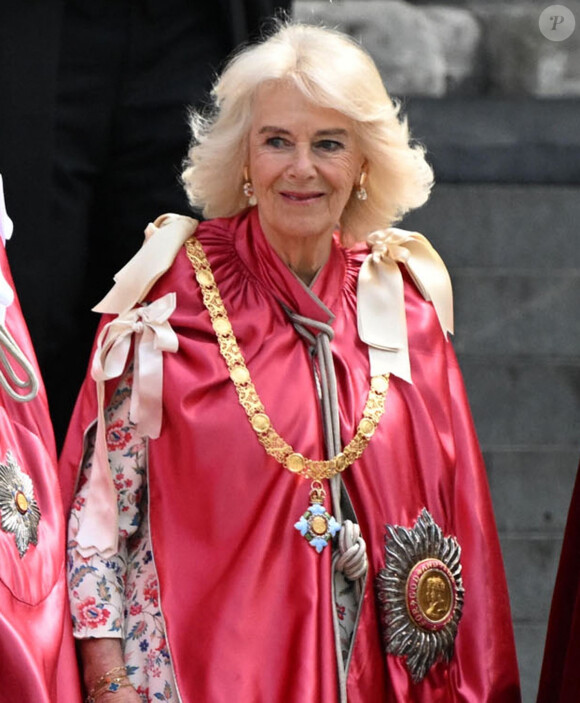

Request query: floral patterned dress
[
  {"left": 67, "top": 370, "right": 357, "bottom": 702},
  {"left": 67, "top": 371, "right": 177, "bottom": 702}
]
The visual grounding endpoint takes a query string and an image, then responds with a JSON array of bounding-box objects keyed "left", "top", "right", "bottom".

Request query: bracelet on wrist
[{"left": 86, "top": 666, "right": 130, "bottom": 703}]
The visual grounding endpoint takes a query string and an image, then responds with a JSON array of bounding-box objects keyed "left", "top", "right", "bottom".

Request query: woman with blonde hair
[{"left": 62, "top": 22, "right": 520, "bottom": 702}]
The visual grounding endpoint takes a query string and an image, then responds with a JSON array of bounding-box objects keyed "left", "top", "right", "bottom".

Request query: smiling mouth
[{"left": 280, "top": 191, "right": 325, "bottom": 202}]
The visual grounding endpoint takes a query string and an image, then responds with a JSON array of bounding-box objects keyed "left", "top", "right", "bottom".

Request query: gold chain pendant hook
[{"left": 309, "top": 480, "right": 326, "bottom": 504}]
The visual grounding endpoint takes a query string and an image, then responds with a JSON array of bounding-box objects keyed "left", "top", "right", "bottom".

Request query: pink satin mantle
[
  {"left": 62, "top": 208, "right": 520, "bottom": 702},
  {"left": 0, "top": 246, "right": 82, "bottom": 702}
]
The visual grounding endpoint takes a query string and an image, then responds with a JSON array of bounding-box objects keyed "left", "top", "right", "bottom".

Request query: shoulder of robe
[
  {"left": 93, "top": 214, "right": 199, "bottom": 316},
  {"left": 357, "top": 226, "right": 454, "bottom": 382},
  {"left": 388, "top": 227, "right": 453, "bottom": 313}
]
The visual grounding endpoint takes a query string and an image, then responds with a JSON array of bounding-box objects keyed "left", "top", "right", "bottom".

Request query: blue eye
[
  {"left": 266, "top": 136, "right": 289, "bottom": 148},
  {"left": 315, "top": 140, "right": 344, "bottom": 152}
]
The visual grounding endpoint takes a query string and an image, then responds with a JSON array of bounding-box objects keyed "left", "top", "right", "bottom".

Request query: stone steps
[
  {"left": 406, "top": 98, "right": 580, "bottom": 183},
  {"left": 403, "top": 182, "right": 579, "bottom": 702},
  {"left": 292, "top": 3, "right": 580, "bottom": 697}
]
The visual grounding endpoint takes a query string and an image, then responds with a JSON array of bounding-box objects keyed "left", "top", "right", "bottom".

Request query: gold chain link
[{"left": 185, "top": 236, "right": 390, "bottom": 481}]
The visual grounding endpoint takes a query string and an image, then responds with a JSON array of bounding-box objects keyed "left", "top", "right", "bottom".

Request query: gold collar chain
[{"left": 185, "top": 236, "right": 390, "bottom": 482}]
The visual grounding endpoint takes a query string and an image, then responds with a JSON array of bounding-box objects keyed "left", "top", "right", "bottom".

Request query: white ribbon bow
[
  {"left": 92, "top": 293, "right": 179, "bottom": 438},
  {"left": 357, "top": 228, "right": 454, "bottom": 383},
  {"left": 0, "top": 174, "right": 15, "bottom": 321},
  {"left": 94, "top": 213, "right": 197, "bottom": 315},
  {"left": 0, "top": 173, "right": 14, "bottom": 245},
  {"left": 73, "top": 213, "right": 197, "bottom": 558},
  {"left": 74, "top": 293, "right": 178, "bottom": 558}
]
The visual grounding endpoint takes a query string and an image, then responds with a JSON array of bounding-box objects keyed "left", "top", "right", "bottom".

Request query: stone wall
[
  {"left": 295, "top": 0, "right": 580, "bottom": 97},
  {"left": 293, "top": 2, "right": 580, "bottom": 701},
  {"left": 401, "top": 182, "right": 580, "bottom": 703}
]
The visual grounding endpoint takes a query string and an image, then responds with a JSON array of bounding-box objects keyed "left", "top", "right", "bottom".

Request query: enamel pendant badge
[{"left": 294, "top": 481, "right": 340, "bottom": 553}]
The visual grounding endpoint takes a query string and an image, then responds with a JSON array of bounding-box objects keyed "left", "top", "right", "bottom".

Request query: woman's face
[{"left": 248, "top": 81, "right": 364, "bottom": 252}]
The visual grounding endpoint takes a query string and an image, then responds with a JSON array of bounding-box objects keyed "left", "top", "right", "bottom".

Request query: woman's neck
[
  {"left": 259, "top": 224, "right": 333, "bottom": 286},
  {"left": 285, "top": 246, "right": 329, "bottom": 286}
]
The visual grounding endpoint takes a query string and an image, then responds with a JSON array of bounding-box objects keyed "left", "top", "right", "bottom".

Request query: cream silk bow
[
  {"left": 95, "top": 214, "right": 198, "bottom": 315},
  {"left": 73, "top": 214, "right": 198, "bottom": 557},
  {"left": 357, "top": 228, "right": 454, "bottom": 383}
]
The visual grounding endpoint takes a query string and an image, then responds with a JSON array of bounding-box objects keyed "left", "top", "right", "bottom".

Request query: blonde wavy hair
[{"left": 182, "top": 22, "right": 434, "bottom": 243}]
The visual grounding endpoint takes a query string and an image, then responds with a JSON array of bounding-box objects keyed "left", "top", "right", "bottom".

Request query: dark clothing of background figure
[
  {"left": 536, "top": 463, "right": 580, "bottom": 703},
  {"left": 0, "top": 0, "right": 291, "bottom": 447}
]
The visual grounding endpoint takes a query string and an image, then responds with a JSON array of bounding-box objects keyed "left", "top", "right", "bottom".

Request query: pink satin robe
[
  {"left": 62, "top": 208, "right": 520, "bottom": 702},
  {"left": 0, "top": 243, "right": 82, "bottom": 702}
]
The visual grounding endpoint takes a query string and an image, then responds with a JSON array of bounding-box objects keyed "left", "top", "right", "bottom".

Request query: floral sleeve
[{"left": 67, "top": 368, "right": 146, "bottom": 639}]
